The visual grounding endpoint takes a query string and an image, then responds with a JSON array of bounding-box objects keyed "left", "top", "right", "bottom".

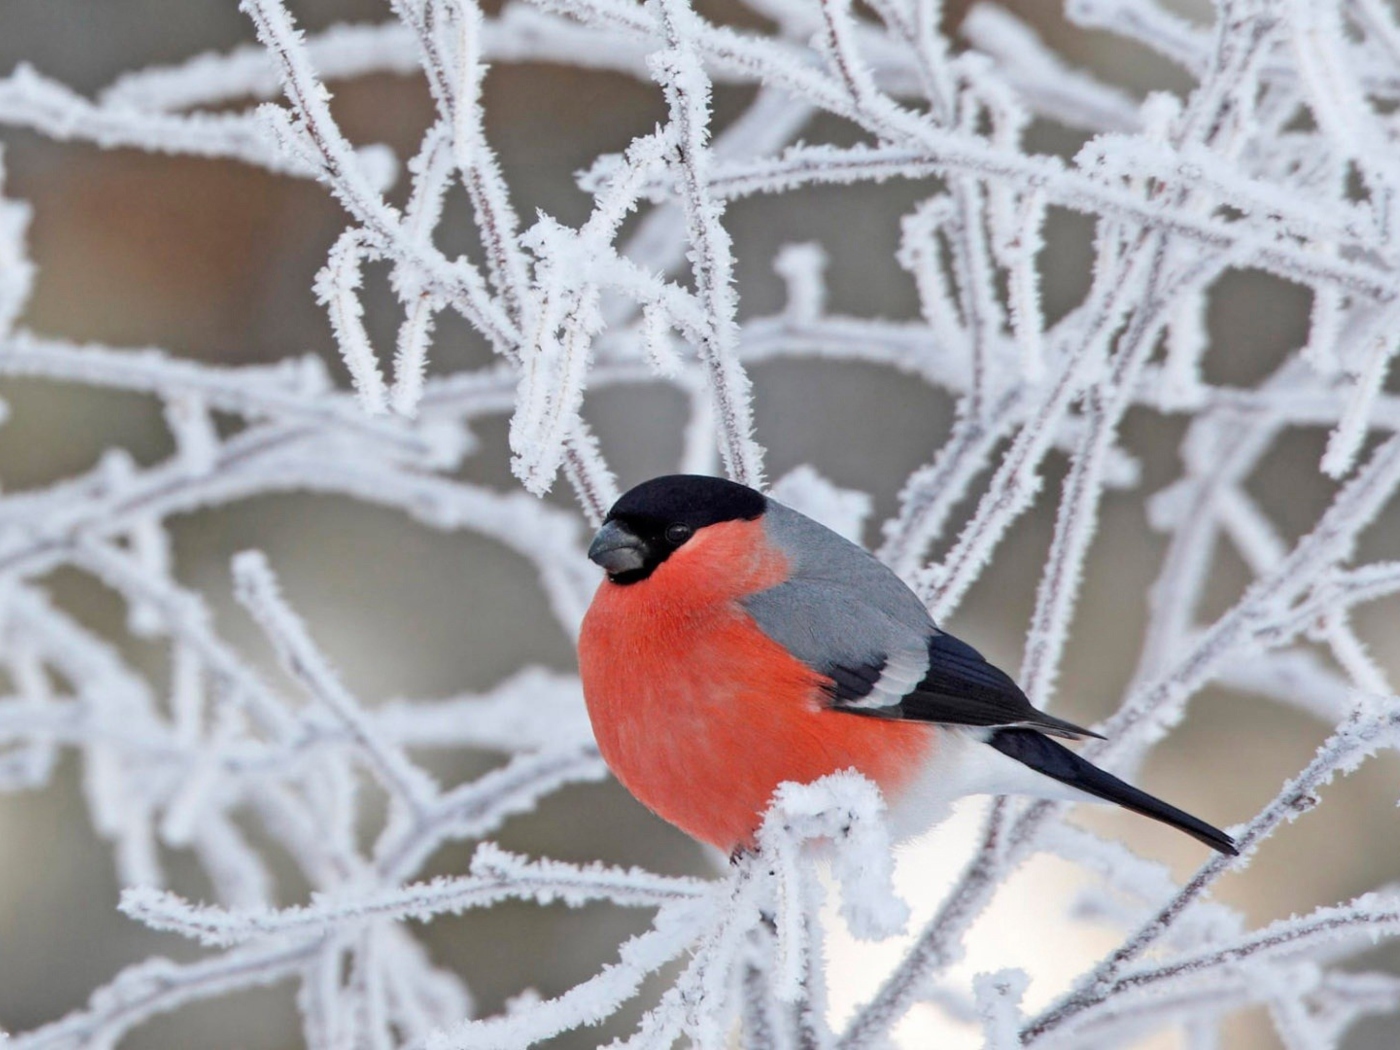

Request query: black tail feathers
[{"left": 988, "top": 728, "right": 1238, "bottom": 856}]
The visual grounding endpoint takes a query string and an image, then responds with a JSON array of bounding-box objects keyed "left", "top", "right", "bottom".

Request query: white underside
[{"left": 885, "top": 727, "right": 1101, "bottom": 842}]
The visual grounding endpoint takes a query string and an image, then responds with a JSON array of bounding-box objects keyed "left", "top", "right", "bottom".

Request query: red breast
[{"left": 579, "top": 517, "right": 934, "bottom": 852}]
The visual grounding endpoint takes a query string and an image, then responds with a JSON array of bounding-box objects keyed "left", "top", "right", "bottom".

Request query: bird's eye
[{"left": 665, "top": 523, "right": 693, "bottom": 546}]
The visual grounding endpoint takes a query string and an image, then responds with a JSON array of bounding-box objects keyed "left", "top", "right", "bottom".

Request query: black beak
[{"left": 588, "top": 520, "right": 648, "bottom": 575}]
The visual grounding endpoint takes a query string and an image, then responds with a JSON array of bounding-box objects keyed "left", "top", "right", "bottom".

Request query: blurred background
[{"left": 1, "top": 0, "right": 1398, "bottom": 1047}]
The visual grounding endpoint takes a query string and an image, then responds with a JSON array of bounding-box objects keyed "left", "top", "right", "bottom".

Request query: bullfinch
[{"left": 578, "top": 474, "right": 1237, "bottom": 857}]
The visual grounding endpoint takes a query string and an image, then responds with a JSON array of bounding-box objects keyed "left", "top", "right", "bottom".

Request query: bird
[{"left": 577, "top": 474, "right": 1237, "bottom": 857}]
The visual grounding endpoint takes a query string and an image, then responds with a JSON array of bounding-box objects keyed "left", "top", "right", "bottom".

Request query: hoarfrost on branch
[{"left": 2, "top": 0, "right": 1400, "bottom": 1046}]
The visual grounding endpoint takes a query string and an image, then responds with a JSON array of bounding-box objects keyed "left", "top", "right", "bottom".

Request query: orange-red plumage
[{"left": 579, "top": 518, "right": 931, "bottom": 851}]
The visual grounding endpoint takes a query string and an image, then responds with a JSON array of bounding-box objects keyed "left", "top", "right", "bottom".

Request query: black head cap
[{"left": 588, "top": 475, "right": 767, "bottom": 583}]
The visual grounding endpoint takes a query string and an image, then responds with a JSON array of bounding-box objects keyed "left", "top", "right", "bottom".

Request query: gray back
[{"left": 740, "top": 499, "right": 934, "bottom": 674}]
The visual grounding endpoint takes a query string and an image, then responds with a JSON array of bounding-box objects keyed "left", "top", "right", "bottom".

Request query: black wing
[{"left": 828, "top": 631, "right": 1102, "bottom": 740}]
